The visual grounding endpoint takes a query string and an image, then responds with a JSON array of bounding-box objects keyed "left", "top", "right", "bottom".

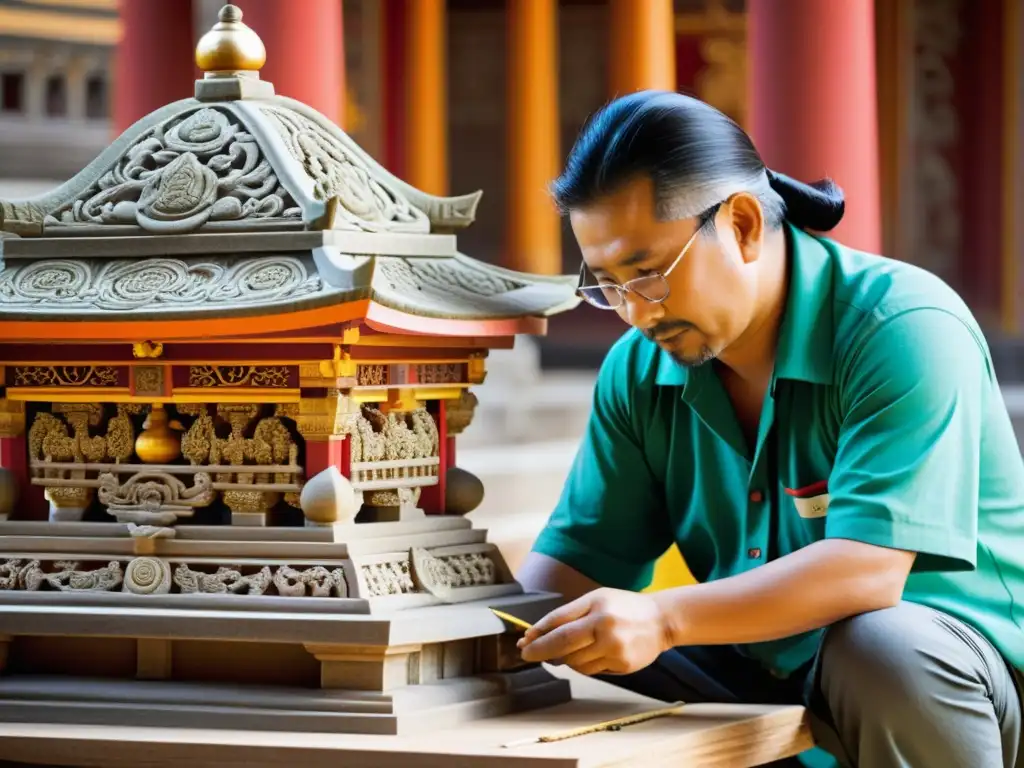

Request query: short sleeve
[
  {"left": 826, "top": 308, "right": 987, "bottom": 572},
  {"left": 531, "top": 338, "right": 674, "bottom": 591}
]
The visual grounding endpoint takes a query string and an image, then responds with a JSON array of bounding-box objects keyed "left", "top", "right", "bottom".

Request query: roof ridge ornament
[{"left": 194, "top": 4, "right": 275, "bottom": 102}]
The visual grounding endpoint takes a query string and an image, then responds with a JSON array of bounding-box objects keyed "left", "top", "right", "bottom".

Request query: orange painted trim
[
  {"left": 0, "top": 301, "right": 371, "bottom": 342},
  {"left": 364, "top": 302, "right": 548, "bottom": 337}
]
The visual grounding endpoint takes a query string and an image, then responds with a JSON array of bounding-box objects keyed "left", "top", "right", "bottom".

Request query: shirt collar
[
  {"left": 773, "top": 223, "right": 835, "bottom": 388},
  {"left": 652, "top": 223, "right": 835, "bottom": 390}
]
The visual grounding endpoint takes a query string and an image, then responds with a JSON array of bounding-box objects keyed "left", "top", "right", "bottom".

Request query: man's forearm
[{"left": 652, "top": 538, "right": 916, "bottom": 647}]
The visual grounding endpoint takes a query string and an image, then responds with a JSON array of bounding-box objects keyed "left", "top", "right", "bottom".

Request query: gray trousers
[{"left": 596, "top": 601, "right": 1023, "bottom": 767}]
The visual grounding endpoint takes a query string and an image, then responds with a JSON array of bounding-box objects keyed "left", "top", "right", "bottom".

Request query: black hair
[{"left": 551, "top": 90, "right": 845, "bottom": 233}]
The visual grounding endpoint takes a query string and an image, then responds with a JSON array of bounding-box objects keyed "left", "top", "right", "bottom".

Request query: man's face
[{"left": 569, "top": 176, "right": 764, "bottom": 367}]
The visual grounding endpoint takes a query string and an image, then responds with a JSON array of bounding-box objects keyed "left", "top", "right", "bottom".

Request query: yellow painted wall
[{"left": 644, "top": 545, "right": 697, "bottom": 592}]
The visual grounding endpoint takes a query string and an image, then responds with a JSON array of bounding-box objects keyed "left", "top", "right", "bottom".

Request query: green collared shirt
[{"left": 533, "top": 224, "right": 1024, "bottom": 676}]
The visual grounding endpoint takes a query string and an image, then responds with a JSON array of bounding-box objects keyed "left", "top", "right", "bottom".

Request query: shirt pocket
[{"left": 783, "top": 479, "right": 830, "bottom": 519}]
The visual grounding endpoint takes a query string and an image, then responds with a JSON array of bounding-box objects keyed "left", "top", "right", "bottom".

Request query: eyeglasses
[{"left": 576, "top": 226, "right": 703, "bottom": 311}]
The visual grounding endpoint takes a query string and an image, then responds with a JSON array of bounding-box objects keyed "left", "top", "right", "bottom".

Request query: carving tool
[
  {"left": 501, "top": 702, "right": 686, "bottom": 748},
  {"left": 489, "top": 608, "right": 534, "bottom": 632}
]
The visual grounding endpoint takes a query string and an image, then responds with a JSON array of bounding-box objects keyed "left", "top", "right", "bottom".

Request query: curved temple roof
[{"left": 0, "top": 5, "right": 578, "bottom": 340}]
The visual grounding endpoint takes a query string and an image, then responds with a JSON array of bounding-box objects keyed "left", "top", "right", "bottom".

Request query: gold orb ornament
[
  {"left": 195, "top": 4, "right": 266, "bottom": 75},
  {"left": 135, "top": 404, "right": 183, "bottom": 464}
]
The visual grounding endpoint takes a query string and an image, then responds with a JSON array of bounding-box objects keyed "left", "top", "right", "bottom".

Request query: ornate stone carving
[
  {"left": 361, "top": 558, "right": 416, "bottom": 596},
  {"left": 174, "top": 564, "right": 273, "bottom": 595},
  {"left": 97, "top": 471, "right": 216, "bottom": 526},
  {"left": 376, "top": 257, "right": 523, "bottom": 299},
  {"left": 410, "top": 548, "right": 497, "bottom": 597},
  {"left": 260, "top": 105, "right": 428, "bottom": 232},
  {"left": 0, "top": 559, "right": 124, "bottom": 592},
  {"left": 13, "top": 366, "right": 118, "bottom": 387},
  {"left": 42, "top": 106, "right": 301, "bottom": 234},
  {"left": 0, "top": 558, "right": 351, "bottom": 598},
  {"left": 0, "top": 256, "right": 323, "bottom": 313},
  {"left": 273, "top": 565, "right": 348, "bottom": 597},
  {"left": 188, "top": 365, "right": 291, "bottom": 388},
  {"left": 123, "top": 556, "right": 172, "bottom": 595}
]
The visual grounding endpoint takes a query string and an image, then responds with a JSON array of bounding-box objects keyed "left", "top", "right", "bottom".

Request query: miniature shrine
[{"left": 0, "top": 5, "right": 580, "bottom": 734}]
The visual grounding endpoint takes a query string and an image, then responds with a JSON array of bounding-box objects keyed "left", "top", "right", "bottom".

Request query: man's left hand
[{"left": 516, "top": 587, "right": 673, "bottom": 676}]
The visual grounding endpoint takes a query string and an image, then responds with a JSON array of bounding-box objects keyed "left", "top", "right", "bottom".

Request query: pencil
[{"left": 490, "top": 608, "right": 534, "bottom": 631}]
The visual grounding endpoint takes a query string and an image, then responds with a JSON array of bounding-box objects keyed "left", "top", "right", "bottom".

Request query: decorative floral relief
[
  {"left": 188, "top": 365, "right": 291, "bottom": 388},
  {"left": 43, "top": 107, "right": 301, "bottom": 233},
  {"left": 260, "top": 105, "right": 428, "bottom": 232},
  {"left": 0, "top": 256, "right": 322, "bottom": 311}
]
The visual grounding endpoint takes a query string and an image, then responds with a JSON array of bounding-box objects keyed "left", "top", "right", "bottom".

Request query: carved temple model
[{"left": 0, "top": 5, "right": 579, "bottom": 735}]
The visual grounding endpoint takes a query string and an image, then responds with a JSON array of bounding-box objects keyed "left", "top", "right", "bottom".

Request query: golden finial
[{"left": 195, "top": 4, "right": 266, "bottom": 76}]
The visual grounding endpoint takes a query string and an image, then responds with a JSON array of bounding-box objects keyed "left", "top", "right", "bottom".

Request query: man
[{"left": 515, "top": 90, "right": 1024, "bottom": 768}]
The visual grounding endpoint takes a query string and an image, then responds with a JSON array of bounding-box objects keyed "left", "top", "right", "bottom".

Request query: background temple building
[{"left": 1, "top": 0, "right": 1021, "bottom": 374}]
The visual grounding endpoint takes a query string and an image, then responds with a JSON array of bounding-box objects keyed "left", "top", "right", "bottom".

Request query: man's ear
[{"left": 724, "top": 192, "right": 765, "bottom": 264}]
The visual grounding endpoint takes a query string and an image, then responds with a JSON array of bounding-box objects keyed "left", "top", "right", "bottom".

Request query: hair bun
[{"left": 766, "top": 169, "right": 845, "bottom": 232}]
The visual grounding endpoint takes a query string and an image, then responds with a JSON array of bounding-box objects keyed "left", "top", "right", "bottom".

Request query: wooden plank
[{"left": 0, "top": 700, "right": 812, "bottom": 768}]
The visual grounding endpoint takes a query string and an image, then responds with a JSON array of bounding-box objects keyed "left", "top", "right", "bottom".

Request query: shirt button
[
  {"left": 748, "top": 547, "right": 762, "bottom": 559},
  {"left": 749, "top": 490, "right": 764, "bottom": 503}
]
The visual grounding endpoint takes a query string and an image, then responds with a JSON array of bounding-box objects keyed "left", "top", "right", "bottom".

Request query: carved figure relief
[
  {"left": 42, "top": 106, "right": 301, "bottom": 234},
  {"left": 0, "top": 558, "right": 348, "bottom": 599},
  {"left": 0, "top": 559, "right": 124, "bottom": 593},
  {"left": 261, "top": 105, "right": 427, "bottom": 232},
  {"left": 0, "top": 256, "right": 323, "bottom": 312}
]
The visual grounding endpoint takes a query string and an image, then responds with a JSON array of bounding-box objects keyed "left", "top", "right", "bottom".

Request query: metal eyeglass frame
[{"left": 575, "top": 225, "right": 703, "bottom": 311}]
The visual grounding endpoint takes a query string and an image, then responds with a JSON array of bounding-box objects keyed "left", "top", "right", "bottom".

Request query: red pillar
[
  {"left": 237, "top": 0, "right": 345, "bottom": 125},
  {"left": 113, "top": 0, "right": 196, "bottom": 135},
  {"left": 419, "top": 400, "right": 447, "bottom": 515},
  {"left": 748, "top": 0, "right": 882, "bottom": 254},
  {"left": 380, "top": 0, "right": 408, "bottom": 176},
  {"left": 305, "top": 437, "right": 347, "bottom": 482}
]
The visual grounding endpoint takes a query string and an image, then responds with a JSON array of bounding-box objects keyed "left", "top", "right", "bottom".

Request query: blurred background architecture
[{"left": 1, "top": 0, "right": 1022, "bottom": 585}]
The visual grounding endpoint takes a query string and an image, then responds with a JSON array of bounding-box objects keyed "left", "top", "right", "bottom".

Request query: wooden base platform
[{"left": 0, "top": 696, "right": 814, "bottom": 768}]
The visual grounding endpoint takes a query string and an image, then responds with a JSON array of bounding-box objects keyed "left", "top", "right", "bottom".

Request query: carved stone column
[{"left": 0, "top": 399, "right": 26, "bottom": 522}]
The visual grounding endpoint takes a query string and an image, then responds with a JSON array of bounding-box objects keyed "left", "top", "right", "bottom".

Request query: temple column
[
  {"left": 236, "top": 0, "right": 345, "bottom": 125},
  {"left": 748, "top": 0, "right": 881, "bottom": 253},
  {"left": 608, "top": 0, "right": 676, "bottom": 96},
  {"left": 505, "top": 0, "right": 561, "bottom": 275},
  {"left": 0, "top": 399, "right": 26, "bottom": 522},
  {"left": 113, "top": 0, "right": 195, "bottom": 134},
  {"left": 405, "top": 0, "right": 448, "bottom": 196}
]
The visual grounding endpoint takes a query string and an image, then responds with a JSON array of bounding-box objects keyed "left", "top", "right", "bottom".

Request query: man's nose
[{"left": 623, "top": 292, "right": 662, "bottom": 329}]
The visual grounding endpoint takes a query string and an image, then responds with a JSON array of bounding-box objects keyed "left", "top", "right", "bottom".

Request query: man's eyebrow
[{"left": 590, "top": 249, "right": 650, "bottom": 279}]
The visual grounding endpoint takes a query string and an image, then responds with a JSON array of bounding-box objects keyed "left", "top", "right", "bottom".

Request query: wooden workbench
[{"left": 0, "top": 695, "right": 813, "bottom": 768}]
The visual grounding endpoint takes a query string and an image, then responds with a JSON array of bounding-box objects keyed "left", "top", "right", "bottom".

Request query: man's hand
[{"left": 516, "top": 587, "right": 673, "bottom": 676}]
